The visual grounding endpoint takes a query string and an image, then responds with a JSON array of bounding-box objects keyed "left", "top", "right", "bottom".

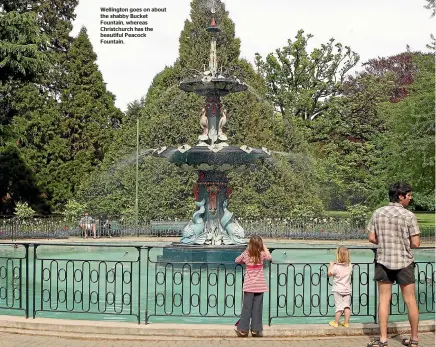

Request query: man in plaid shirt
[{"left": 367, "top": 182, "right": 421, "bottom": 347}]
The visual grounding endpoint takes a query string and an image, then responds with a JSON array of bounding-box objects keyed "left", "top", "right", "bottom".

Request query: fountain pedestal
[{"left": 152, "top": 10, "right": 270, "bottom": 246}]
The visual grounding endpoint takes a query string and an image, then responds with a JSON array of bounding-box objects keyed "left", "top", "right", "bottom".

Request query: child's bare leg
[
  {"left": 82, "top": 225, "right": 87, "bottom": 238},
  {"left": 344, "top": 307, "right": 351, "bottom": 324},
  {"left": 334, "top": 310, "right": 342, "bottom": 323}
]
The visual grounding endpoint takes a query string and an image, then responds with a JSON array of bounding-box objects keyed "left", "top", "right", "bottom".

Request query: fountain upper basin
[
  {"left": 179, "top": 78, "right": 247, "bottom": 97},
  {"left": 153, "top": 145, "right": 270, "bottom": 170}
]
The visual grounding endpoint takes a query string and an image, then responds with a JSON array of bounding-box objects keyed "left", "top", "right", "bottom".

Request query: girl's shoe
[
  {"left": 234, "top": 329, "right": 248, "bottom": 337},
  {"left": 251, "top": 330, "right": 263, "bottom": 337},
  {"left": 329, "top": 321, "right": 339, "bottom": 327},
  {"left": 340, "top": 321, "right": 350, "bottom": 327}
]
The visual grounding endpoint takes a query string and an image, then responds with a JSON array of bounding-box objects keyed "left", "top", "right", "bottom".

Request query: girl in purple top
[{"left": 328, "top": 246, "right": 352, "bottom": 328}]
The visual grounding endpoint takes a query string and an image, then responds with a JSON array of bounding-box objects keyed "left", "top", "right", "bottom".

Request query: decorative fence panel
[{"left": 0, "top": 243, "right": 433, "bottom": 326}]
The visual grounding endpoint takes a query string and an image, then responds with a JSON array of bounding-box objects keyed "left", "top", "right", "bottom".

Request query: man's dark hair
[{"left": 388, "top": 182, "right": 412, "bottom": 202}]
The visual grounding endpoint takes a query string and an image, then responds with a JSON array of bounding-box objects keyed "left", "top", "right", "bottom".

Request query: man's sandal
[
  {"left": 234, "top": 329, "right": 248, "bottom": 337},
  {"left": 367, "top": 337, "right": 388, "bottom": 346},
  {"left": 401, "top": 338, "right": 418, "bottom": 346}
]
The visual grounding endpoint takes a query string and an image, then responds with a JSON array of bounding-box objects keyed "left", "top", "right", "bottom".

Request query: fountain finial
[
  {"left": 207, "top": 0, "right": 220, "bottom": 33},
  {"left": 206, "top": 17, "right": 220, "bottom": 33}
]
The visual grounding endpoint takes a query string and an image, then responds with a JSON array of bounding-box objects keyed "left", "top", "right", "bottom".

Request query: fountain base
[{"left": 157, "top": 242, "right": 246, "bottom": 266}]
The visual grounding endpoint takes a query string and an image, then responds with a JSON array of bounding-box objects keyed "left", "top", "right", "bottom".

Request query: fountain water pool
[{"left": 0, "top": 242, "right": 433, "bottom": 325}]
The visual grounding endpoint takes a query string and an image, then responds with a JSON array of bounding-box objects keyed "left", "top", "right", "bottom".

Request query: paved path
[{"left": 1, "top": 332, "right": 435, "bottom": 347}]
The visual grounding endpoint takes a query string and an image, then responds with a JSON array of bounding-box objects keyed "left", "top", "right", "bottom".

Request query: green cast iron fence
[{"left": 0, "top": 243, "right": 434, "bottom": 325}]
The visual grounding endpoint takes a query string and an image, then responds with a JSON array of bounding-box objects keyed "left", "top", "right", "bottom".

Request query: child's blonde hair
[
  {"left": 336, "top": 246, "right": 350, "bottom": 264},
  {"left": 247, "top": 235, "right": 264, "bottom": 264}
]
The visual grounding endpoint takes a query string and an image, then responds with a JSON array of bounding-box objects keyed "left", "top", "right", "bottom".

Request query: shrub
[
  {"left": 14, "top": 202, "right": 35, "bottom": 219},
  {"left": 63, "top": 199, "right": 86, "bottom": 222},
  {"left": 347, "top": 204, "right": 370, "bottom": 228}
]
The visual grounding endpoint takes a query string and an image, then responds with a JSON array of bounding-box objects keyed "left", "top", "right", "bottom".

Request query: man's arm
[
  {"left": 409, "top": 214, "right": 421, "bottom": 248},
  {"left": 368, "top": 231, "right": 378, "bottom": 245},
  {"left": 367, "top": 214, "right": 378, "bottom": 244},
  {"left": 410, "top": 234, "right": 420, "bottom": 248}
]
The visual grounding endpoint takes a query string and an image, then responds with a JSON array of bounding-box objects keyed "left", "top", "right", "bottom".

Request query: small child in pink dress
[
  {"left": 328, "top": 246, "right": 352, "bottom": 328},
  {"left": 234, "top": 236, "right": 272, "bottom": 337}
]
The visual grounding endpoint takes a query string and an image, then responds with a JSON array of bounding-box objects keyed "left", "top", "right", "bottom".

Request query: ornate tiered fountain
[{"left": 153, "top": 4, "right": 270, "bottom": 261}]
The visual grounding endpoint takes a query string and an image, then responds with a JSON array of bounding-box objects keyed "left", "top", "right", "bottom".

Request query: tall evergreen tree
[
  {"left": 54, "top": 27, "right": 123, "bottom": 207},
  {"left": 3, "top": 0, "right": 78, "bottom": 52},
  {"left": 9, "top": 83, "right": 64, "bottom": 210},
  {"left": 0, "top": 9, "right": 49, "bottom": 140},
  {"left": 1, "top": 0, "right": 79, "bottom": 213}
]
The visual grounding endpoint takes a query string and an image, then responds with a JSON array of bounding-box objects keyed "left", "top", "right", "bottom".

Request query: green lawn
[
  {"left": 325, "top": 211, "right": 349, "bottom": 218},
  {"left": 326, "top": 211, "right": 435, "bottom": 228},
  {"left": 415, "top": 213, "right": 435, "bottom": 227}
]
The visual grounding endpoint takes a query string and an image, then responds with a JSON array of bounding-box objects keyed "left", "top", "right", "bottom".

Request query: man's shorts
[
  {"left": 83, "top": 224, "right": 93, "bottom": 231},
  {"left": 374, "top": 262, "right": 415, "bottom": 284},
  {"left": 333, "top": 292, "right": 351, "bottom": 312}
]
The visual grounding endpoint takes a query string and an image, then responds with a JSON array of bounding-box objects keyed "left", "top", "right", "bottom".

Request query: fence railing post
[
  {"left": 372, "top": 249, "right": 378, "bottom": 323},
  {"left": 268, "top": 258, "right": 272, "bottom": 326},
  {"left": 25, "top": 243, "right": 29, "bottom": 318},
  {"left": 32, "top": 244, "right": 37, "bottom": 319},
  {"left": 137, "top": 246, "right": 141, "bottom": 324},
  {"left": 144, "top": 247, "right": 149, "bottom": 324}
]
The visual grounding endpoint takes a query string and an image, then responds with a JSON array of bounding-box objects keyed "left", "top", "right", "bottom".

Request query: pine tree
[
  {"left": 0, "top": 9, "right": 49, "bottom": 140},
  {"left": 55, "top": 27, "right": 123, "bottom": 206},
  {"left": 1, "top": 0, "right": 79, "bottom": 213}
]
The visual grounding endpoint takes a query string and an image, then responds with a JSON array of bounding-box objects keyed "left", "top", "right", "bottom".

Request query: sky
[{"left": 72, "top": 0, "right": 434, "bottom": 111}]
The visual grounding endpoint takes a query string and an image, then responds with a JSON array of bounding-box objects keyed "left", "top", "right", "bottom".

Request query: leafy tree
[
  {"left": 375, "top": 53, "right": 435, "bottom": 210},
  {"left": 313, "top": 52, "right": 434, "bottom": 211},
  {"left": 311, "top": 69, "right": 395, "bottom": 208},
  {"left": 254, "top": 30, "right": 359, "bottom": 121},
  {"left": 76, "top": 157, "right": 196, "bottom": 221},
  {"left": 424, "top": 0, "right": 435, "bottom": 17},
  {"left": 362, "top": 52, "right": 417, "bottom": 102},
  {"left": 229, "top": 154, "right": 323, "bottom": 219},
  {"left": 424, "top": 0, "right": 435, "bottom": 49}
]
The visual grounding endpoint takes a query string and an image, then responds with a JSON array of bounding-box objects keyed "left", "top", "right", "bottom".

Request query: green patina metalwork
[{"left": 153, "top": 9, "right": 270, "bottom": 245}]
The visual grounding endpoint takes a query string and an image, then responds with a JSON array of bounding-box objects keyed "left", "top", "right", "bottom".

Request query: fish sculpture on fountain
[{"left": 180, "top": 199, "right": 206, "bottom": 244}]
